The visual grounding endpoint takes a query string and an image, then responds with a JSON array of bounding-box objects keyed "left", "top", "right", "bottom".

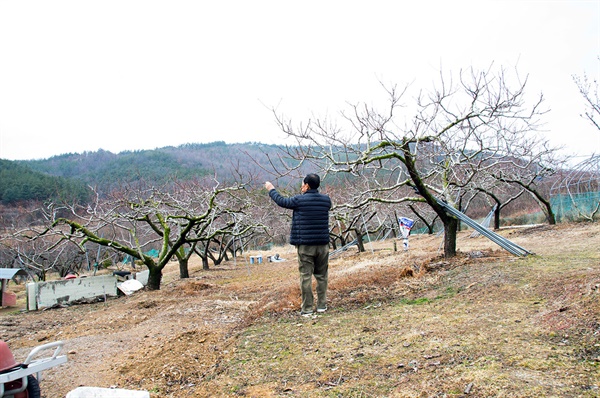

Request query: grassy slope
[{"left": 205, "top": 224, "right": 600, "bottom": 397}]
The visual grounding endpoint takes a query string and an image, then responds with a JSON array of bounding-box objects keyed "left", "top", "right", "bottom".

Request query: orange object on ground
[{"left": 1, "top": 291, "right": 16, "bottom": 306}]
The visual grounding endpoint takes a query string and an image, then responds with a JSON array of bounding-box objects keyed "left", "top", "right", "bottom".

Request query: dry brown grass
[{"left": 1, "top": 222, "right": 599, "bottom": 397}]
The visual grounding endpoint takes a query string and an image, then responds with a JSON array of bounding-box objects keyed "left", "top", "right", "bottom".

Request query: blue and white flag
[{"left": 398, "top": 217, "right": 415, "bottom": 230}]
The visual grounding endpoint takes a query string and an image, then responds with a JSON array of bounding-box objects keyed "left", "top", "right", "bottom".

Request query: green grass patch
[{"left": 398, "top": 297, "right": 432, "bottom": 305}]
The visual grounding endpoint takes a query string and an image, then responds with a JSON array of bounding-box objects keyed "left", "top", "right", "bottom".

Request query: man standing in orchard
[{"left": 265, "top": 173, "right": 332, "bottom": 316}]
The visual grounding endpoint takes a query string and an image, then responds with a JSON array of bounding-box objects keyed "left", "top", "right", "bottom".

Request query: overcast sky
[{"left": 0, "top": 0, "right": 598, "bottom": 161}]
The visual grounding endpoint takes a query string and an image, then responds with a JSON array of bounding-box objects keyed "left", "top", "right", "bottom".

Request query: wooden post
[{"left": 0, "top": 279, "right": 6, "bottom": 306}]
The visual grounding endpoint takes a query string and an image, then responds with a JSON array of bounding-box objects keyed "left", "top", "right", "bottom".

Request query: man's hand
[{"left": 265, "top": 181, "right": 275, "bottom": 191}]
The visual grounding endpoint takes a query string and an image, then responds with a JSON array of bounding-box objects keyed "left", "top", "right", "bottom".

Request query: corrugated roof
[{"left": 0, "top": 268, "right": 28, "bottom": 280}]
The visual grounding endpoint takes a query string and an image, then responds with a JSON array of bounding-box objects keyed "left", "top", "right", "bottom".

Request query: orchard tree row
[{"left": 1, "top": 65, "right": 598, "bottom": 290}]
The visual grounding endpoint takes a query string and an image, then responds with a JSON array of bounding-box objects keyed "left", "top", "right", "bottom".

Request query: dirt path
[{"left": 2, "top": 263, "right": 265, "bottom": 397}]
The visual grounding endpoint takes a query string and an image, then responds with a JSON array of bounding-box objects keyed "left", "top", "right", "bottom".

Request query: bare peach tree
[
  {"left": 1, "top": 232, "right": 85, "bottom": 281},
  {"left": 1, "top": 204, "right": 91, "bottom": 281},
  {"left": 271, "top": 66, "right": 548, "bottom": 257},
  {"left": 546, "top": 65, "right": 600, "bottom": 222},
  {"left": 574, "top": 63, "right": 600, "bottom": 131},
  {"left": 38, "top": 176, "right": 258, "bottom": 290},
  {"left": 327, "top": 180, "right": 397, "bottom": 252},
  {"left": 490, "top": 147, "right": 564, "bottom": 225},
  {"left": 473, "top": 184, "right": 526, "bottom": 230}
]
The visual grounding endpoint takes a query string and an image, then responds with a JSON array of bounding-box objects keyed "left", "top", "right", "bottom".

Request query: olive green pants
[{"left": 297, "top": 244, "right": 329, "bottom": 313}]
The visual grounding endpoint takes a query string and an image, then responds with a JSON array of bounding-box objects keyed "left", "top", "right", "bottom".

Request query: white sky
[{"left": 0, "top": 0, "right": 598, "bottom": 161}]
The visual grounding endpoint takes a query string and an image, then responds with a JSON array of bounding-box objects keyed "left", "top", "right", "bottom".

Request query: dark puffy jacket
[{"left": 269, "top": 188, "right": 331, "bottom": 246}]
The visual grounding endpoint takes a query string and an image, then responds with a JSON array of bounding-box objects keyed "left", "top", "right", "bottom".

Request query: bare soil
[{"left": 1, "top": 222, "right": 599, "bottom": 397}]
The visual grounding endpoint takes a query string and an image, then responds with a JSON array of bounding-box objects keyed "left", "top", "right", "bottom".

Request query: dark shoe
[{"left": 300, "top": 311, "right": 314, "bottom": 317}]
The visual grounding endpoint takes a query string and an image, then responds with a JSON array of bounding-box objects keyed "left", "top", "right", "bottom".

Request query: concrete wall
[
  {"left": 27, "top": 275, "right": 118, "bottom": 311},
  {"left": 134, "top": 270, "right": 149, "bottom": 286}
]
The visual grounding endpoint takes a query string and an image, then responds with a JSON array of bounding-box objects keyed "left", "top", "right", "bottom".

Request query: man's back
[{"left": 268, "top": 188, "right": 331, "bottom": 246}]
